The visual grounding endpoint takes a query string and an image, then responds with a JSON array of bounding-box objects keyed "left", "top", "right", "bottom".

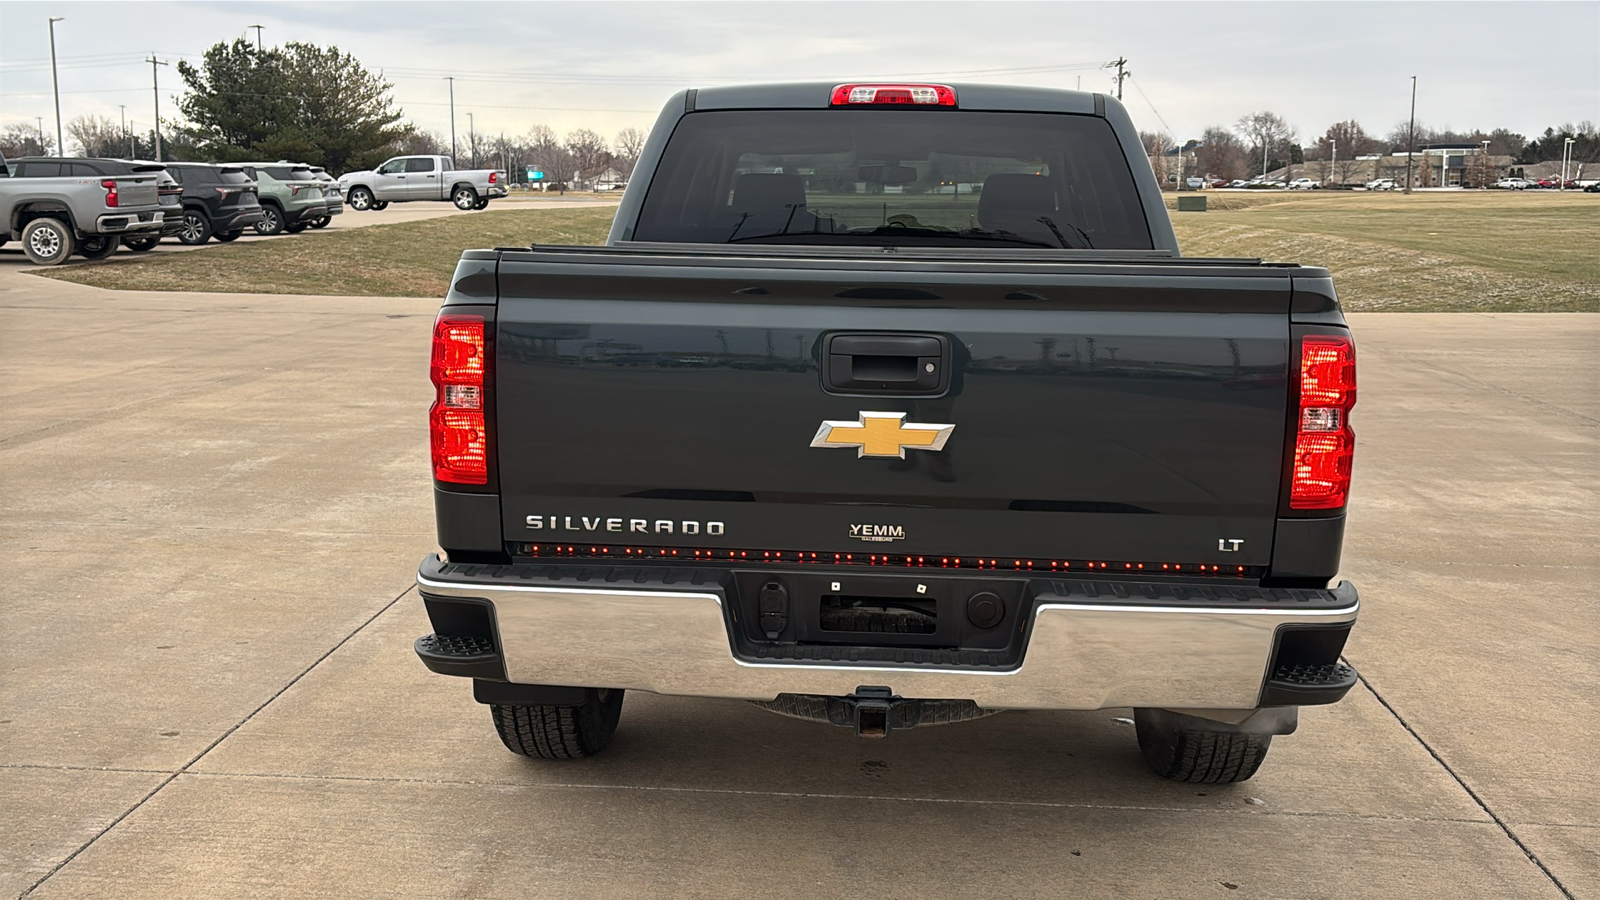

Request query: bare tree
[
  {"left": 67, "top": 115, "right": 131, "bottom": 158},
  {"left": 614, "top": 126, "right": 647, "bottom": 178},
  {"left": 1139, "top": 130, "right": 1175, "bottom": 188},
  {"left": 1, "top": 122, "right": 56, "bottom": 158},
  {"left": 390, "top": 129, "right": 448, "bottom": 156},
  {"left": 1195, "top": 126, "right": 1249, "bottom": 181},
  {"left": 564, "top": 128, "right": 610, "bottom": 184},
  {"left": 1313, "top": 120, "right": 1375, "bottom": 186},
  {"left": 525, "top": 124, "right": 572, "bottom": 188},
  {"left": 1235, "top": 111, "right": 1295, "bottom": 178}
]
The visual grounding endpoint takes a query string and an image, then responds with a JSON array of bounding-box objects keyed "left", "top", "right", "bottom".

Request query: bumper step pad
[
  {"left": 414, "top": 633, "right": 503, "bottom": 679},
  {"left": 1260, "top": 661, "right": 1358, "bottom": 706}
]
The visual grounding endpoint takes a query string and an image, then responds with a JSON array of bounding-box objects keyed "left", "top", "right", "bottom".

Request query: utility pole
[
  {"left": 36, "top": 117, "right": 45, "bottom": 154},
  {"left": 249, "top": 24, "right": 264, "bottom": 50},
  {"left": 120, "top": 104, "right": 130, "bottom": 157},
  {"left": 467, "top": 112, "right": 475, "bottom": 168},
  {"left": 147, "top": 54, "right": 168, "bottom": 162},
  {"left": 1404, "top": 75, "right": 1417, "bottom": 194},
  {"left": 1562, "top": 137, "right": 1575, "bottom": 190},
  {"left": 1480, "top": 139, "right": 1491, "bottom": 189},
  {"left": 48, "top": 17, "right": 65, "bottom": 157},
  {"left": 445, "top": 76, "right": 457, "bottom": 163},
  {"left": 1109, "top": 57, "right": 1129, "bottom": 100},
  {"left": 1331, "top": 139, "right": 1336, "bottom": 187}
]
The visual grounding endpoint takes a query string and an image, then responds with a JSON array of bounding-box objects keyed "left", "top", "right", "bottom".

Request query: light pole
[
  {"left": 249, "top": 24, "right": 264, "bottom": 50},
  {"left": 1562, "top": 137, "right": 1575, "bottom": 190},
  {"left": 467, "top": 112, "right": 475, "bottom": 168},
  {"left": 120, "top": 104, "right": 129, "bottom": 156},
  {"left": 36, "top": 117, "right": 45, "bottom": 154},
  {"left": 445, "top": 76, "right": 457, "bottom": 163},
  {"left": 1331, "top": 139, "right": 1337, "bottom": 187},
  {"left": 1480, "top": 139, "right": 1491, "bottom": 189},
  {"left": 1404, "top": 76, "right": 1417, "bottom": 194},
  {"left": 48, "top": 17, "right": 65, "bottom": 156}
]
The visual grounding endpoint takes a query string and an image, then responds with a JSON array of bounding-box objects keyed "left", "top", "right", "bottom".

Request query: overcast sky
[{"left": 2, "top": 1, "right": 1596, "bottom": 152}]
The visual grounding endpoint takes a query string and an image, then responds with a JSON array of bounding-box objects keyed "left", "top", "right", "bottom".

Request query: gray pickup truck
[
  {"left": 0, "top": 154, "right": 166, "bottom": 264},
  {"left": 414, "top": 83, "right": 1360, "bottom": 783},
  {"left": 338, "top": 155, "right": 508, "bottom": 212}
]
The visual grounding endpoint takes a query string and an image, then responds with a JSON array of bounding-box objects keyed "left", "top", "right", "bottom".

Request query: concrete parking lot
[{"left": 1, "top": 264, "right": 1595, "bottom": 898}]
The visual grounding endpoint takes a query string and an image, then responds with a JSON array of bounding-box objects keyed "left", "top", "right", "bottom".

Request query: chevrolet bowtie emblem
[{"left": 810, "top": 412, "right": 955, "bottom": 458}]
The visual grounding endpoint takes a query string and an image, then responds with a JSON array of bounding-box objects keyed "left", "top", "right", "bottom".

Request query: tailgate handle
[{"left": 825, "top": 333, "right": 948, "bottom": 394}]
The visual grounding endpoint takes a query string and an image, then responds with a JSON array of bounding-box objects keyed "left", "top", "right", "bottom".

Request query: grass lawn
[
  {"left": 38, "top": 191, "right": 1598, "bottom": 311},
  {"left": 35, "top": 207, "right": 617, "bottom": 298},
  {"left": 1169, "top": 191, "right": 1599, "bottom": 311}
]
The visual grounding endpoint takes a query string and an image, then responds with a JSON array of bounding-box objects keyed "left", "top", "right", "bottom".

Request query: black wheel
[
  {"left": 177, "top": 210, "right": 213, "bottom": 245},
  {"left": 347, "top": 186, "right": 374, "bottom": 210},
  {"left": 490, "top": 688, "right": 624, "bottom": 759},
  {"left": 20, "top": 217, "right": 74, "bottom": 265},
  {"left": 473, "top": 198, "right": 489, "bottom": 210},
  {"left": 310, "top": 216, "right": 331, "bottom": 229},
  {"left": 452, "top": 185, "right": 480, "bottom": 210},
  {"left": 254, "top": 205, "right": 285, "bottom": 236},
  {"left": 123, "top": 234, "right": 161, "bottom": 252},
  {"left": 371, "top": 200, "right": 389, "bottom": 211},
  {"left": 1134, "top": 709, "right": 1272, "bottom": 783},
  {"left": 215, "top": 230, "right": 242, "bottom": 242},
  {"left": 284, "top": 221, "right": 308, "bottom": 234},
  {"left": 76, "top": 234, "right": 121, "bottom": 260}
]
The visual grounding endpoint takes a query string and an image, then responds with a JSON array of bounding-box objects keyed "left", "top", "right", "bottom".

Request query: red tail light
[
  {"left": 101, "top": 179, "right": 119, "bottom": 208},
  {"left": 1290, "top": 335, "right": 1356, "bottom": 509},
  {"left": 488, "top": 171, "right": 498, "bottom": 184},
  {"left": 830, "top": 83, "right": 957, "bottom": 107},
  {"left": 429, "top": 313, "right": 488, "bottom": 484}
]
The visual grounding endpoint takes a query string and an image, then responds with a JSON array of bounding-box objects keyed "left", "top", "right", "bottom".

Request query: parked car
[
  {"left": 1226, "top": 179, "right": 1249, "bottom": 188},
  {"left": 1288, "top": 178, "right": 1320, "bottom": 190},
  {"left": 123, "top": 166, "right": 186, "bottom": 251},
  {"left": 338, "top": 155, "right": 508, "bottom": 211},
  {"left": 414, "top": 81, "right": 1363, "bottom": 783},
  {"left": 308, "top": 166, "right": 344, "bottom": 228},
  {"left": 163, "top": 162, "right": 265, "bottom": 244},
  {"left": 1364, "top": 178, "right": 1399, "bottom": 191},
  {"left": 1210, "top": 178, "right": 1229, "bottom": 188},
  {"left": 0, "top": 154, "right": 166, "bottom": 264},
  {"left": 1583, "top": 181, "right": 1600, "bottom": 193},
  {"left": 237, "top": 162, "right": 327, "bottom": 235},
  {"left": 1493, "top": 178, "right": 1530, "bottom": 190}
]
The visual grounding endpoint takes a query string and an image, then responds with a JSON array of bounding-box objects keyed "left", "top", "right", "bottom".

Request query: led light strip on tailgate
[{"left": 507, "top": 543, "right": 1264, "bottom": 578}]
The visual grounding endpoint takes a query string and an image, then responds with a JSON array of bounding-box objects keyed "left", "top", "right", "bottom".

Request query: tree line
[
  {"left": 1175, "top": 112, "right": 1597, "bottom": 183},
  {"left": 3, "top": 39, "right": 1594, "bottom": 184},
  {"left": 0, "top": 39, "right": 648, "bottom": 184}
]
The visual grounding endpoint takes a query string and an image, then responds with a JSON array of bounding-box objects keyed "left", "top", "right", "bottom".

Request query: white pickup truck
[{"left": 338, "top": 155, "right": 508, "bottom": 211}]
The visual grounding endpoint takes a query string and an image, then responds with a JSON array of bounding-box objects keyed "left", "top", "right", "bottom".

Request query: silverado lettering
[{"left": 416, "top": 81, "right": 1360, "bottom": 784}]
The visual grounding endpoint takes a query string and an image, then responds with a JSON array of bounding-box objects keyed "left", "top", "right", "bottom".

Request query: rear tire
[
  {"left": 1134, "top": 709, "right": 1272, "bottom": 783},
  {"left": 284, "top": 222, "right": 308, "bottom": 234},
  {"left": 453, "top": 185, "right": 480, "bottom": 210},
  {"left": 490, "top": 688, "right": 624, "bottom": 759},
  {"left": 347, "top": 186, "right": 374, "bottom": 210},
  {"left": 215, "top": 230, "right": 242, "bottom": 242},
  {"left": 310, "top": 216, "right": 331, "bottom": 229},
  {"left": 178, "top": 210, "right": 212, "bottom": 245},
  {"left": 21, "top": 217, "right": 74, "bottom": 265},
  {"left": 76, "top": 234, "right": 121, "bottom": 260},
  {"left": 371, "top": 200, "right": 389, "bottom": 211},
  {"left": 254, "top": 205, "right": 285, "bottom": 236},
  {"left": 123, "top": 234, "right": 161, "bottom": 252},
  {"left": 473, "top": 198, "right": 489, "bottom": 210}
]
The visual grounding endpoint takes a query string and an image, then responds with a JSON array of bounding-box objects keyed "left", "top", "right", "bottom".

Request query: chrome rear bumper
[{"left": 416, "top": 556, "right": 1357, "bottom": 711}]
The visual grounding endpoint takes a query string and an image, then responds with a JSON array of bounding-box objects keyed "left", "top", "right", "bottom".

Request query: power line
[{"left": 1127, "top": 73, "right": 1176, "bottom": 138}]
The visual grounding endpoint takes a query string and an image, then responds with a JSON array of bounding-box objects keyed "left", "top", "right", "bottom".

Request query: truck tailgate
[{"left": 491, "top": 250, "right": 1293, "bottom": 569}]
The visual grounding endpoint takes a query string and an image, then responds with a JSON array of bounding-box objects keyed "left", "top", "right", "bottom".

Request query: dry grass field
[
  {"left": 1169, "top": 190, "right": 1599, "bottom": 311},
  {"left": 37, "top": 190, "right": 1598, "bottom": 311}
]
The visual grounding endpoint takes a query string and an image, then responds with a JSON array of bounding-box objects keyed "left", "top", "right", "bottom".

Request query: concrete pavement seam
[
  {"left": 1354, "top": 670, "right": 1576, "bottom": 899},
  {"left": 16, "top": 583, "right": 416, "bottom": 899}
]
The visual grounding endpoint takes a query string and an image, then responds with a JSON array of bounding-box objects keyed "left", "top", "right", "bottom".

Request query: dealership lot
[{"left": 1, "top": 270, "right": 1594, "bottom": 897}]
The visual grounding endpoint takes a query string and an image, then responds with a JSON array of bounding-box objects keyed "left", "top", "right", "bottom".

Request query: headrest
[
  {"left": 978, "top": 174, "right": 1056, "bottom": 227},
  {"left": 732, "top": 173, "right": 806, "bottom": 211}
]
